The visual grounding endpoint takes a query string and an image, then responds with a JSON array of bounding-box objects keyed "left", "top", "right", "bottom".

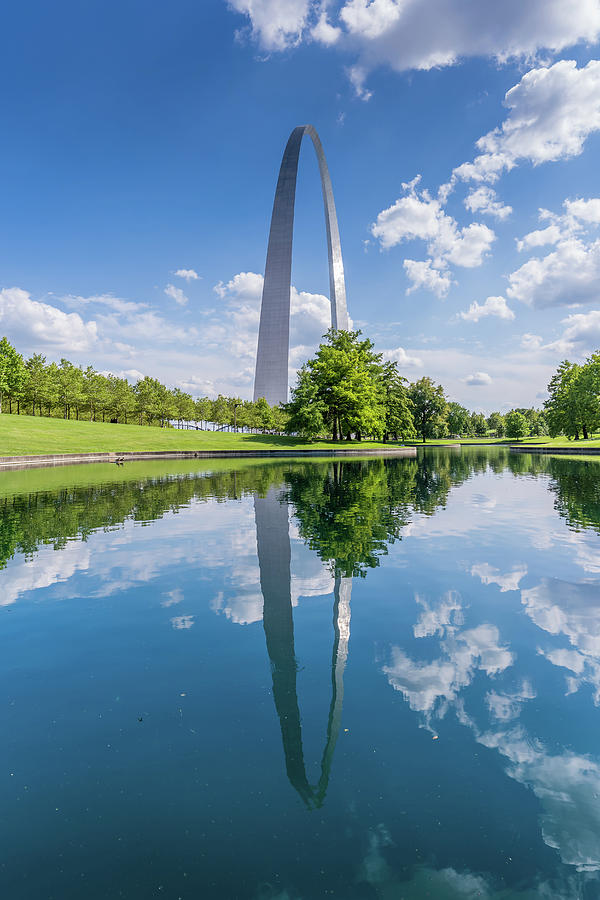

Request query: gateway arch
[{"left": 253, "top": 125, "right": 349, "bottom": 406}]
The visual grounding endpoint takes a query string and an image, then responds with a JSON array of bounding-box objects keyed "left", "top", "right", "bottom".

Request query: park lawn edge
[{"left": 2, "top": 414, "right": 600, "bottom": 456}]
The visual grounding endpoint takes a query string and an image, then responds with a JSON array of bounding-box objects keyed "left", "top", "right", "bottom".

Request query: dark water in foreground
[{"left": 1, "top": 449, "right": 600, "bottom": 899}]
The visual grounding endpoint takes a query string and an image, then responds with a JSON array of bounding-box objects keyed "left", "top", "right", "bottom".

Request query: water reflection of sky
[{"left": 1, "top": 455, "right": 600, "bottom": 899}]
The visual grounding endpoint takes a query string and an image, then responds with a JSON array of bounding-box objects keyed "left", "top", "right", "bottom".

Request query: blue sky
[{"left": 2, "top": 0, "right": 600, "bottom": 411}]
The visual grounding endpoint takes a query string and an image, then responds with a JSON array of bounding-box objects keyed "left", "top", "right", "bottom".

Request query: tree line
[
  {"left": 5, "top": 330, "right": 596, "bottom": 442},
  {"left": 285, "top": 329, "right": 548, "bottom": 441},
  {"left": 0, "top": 337, "right": 286, "bottom": 432}
]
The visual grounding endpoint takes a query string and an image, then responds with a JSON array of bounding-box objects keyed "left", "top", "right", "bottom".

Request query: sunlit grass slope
[
  {"left": 1, "top": 415, "right": 600, "bottom": 456},
  {"left": 0, "top": 415, "right": 397, "bottom": 455}
]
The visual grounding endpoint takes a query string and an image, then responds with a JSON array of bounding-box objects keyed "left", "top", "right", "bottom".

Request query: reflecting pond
[{"left": 1, "top": 449, "right": 600, "bottom": 899}]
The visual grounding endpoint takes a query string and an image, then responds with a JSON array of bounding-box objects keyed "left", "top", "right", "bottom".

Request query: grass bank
[
  {"left": 0, "top": 414, "right": 400, "bottom": 455},
  {"left": 2, "top": 415, "right": 600, "bottom": 456}
]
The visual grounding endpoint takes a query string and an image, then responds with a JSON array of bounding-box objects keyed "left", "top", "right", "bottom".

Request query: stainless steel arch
[{"left": 253, "top": 125, "right": 349, "bottom": 406}]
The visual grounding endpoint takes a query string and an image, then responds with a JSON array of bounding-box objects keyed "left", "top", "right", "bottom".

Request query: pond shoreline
[{"left": 0, "top": 446, "right": 418, "bottom": 471}]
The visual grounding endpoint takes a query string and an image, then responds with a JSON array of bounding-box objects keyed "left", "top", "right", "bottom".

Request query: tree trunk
[
  {"left": 583, "top": 423, "right": 589, "bottom": 439},
  {"left": 17, "top": 400, "right": 20, "bottom": 414}
]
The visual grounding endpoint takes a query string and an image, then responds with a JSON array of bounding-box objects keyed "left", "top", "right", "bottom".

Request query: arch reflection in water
[{"left": 254, "top": 486, "right": 351, "bottom": 808}]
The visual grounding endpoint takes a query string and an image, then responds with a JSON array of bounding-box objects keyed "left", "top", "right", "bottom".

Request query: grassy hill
[
  {"left": 1, "top": 414, "right": 600, "bottom": 456},
  {"left": 0, "top": 414, "right": 397, "bottom": 455}
]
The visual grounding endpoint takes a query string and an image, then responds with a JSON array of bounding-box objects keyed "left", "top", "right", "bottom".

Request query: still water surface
[{"left": 1, "top": 449, "right": 600, "bottom": 899}]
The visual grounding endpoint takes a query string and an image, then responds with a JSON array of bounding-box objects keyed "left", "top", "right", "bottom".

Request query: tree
[
  {"left": 446, "top": 402, "right": 471, "bottom": 437},
  {"left": 298, "top": 329, "right": 385, "bottom": 440},
  {"left": 254, "top": 397, "right": 275, "bottom": 433},
  {"left": 285, "top": 366, "right": 327, "bottom": 439},
  {"left": 55, "top": 358, "right": 84, "bottom": 419},
  {"left": 407, "top": 377, "right": 447, "bottom": 443},
  {"left": 0, "top": 337, "right": 26, "bottom": 414},
  {"left": 487, "top": 412, "right": 505, "bottom": 438},
  {"left": 380, "top": 362, "right": 416, "bottom": 442},
  {"left": 134, "top": 377, "right": 160, "bottom": 425},
  {"left": 470, "top": 412, "right": 488, "bottom": 437},
  {"left": 505, "top": 410, "right": 528, "bottom": 439},
  {"left": 23, "top": 354, "right": 48, "bottom": 416},
  {"left": 545, "top": 361, "right": 594, "bottom": 440},
  {"left": 107, "top": 375, "right": 136, "bottom": 423}
]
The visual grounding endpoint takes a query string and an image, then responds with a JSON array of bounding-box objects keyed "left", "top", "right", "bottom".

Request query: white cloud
[
  {"left": 464, "top": 186, "right": 512, "bottom": 220},
  {"left": 403, "top": 259, "right": 453, "bottom": 298},
  {"left": 174, "top": 268, "right": 200, "bottom": 281},
  {"left": 161, "top": 589, "right": 184, "bottom": 608},
  {"left": 371, "top": 179, "right": 495, "bottom": 267},
  {"left": 228, "top": 0, "right": 600, "bottom": 101},
  {"left": 170, "top": 614, "right": 195, "bottom": 630},
  {"left": 486, "top": 681, "right": 536, "bottom": 721},
  {"left": 507, "top": 197, "right": 600, "bottom": 309},
  {"left": 371, "top": 178, "right": 495, "bottom": 295},
  {"left": 517, "top": 223, "right": 563, "bottom": 252},
  {"left": 311, "top": 9, "right": 341, "bottom": 44},
  {"left": 508, "top": 237, "right": 600, "bottom": 309},
  {"left": 0, "top": 287, "right": 98, "bottom": 352},
  {"left": 382, "top": 345, "right": 423, "bottom": 368},
  {"left": 520, "top": 333, "right": 544, "bottom": 350},
  {"left": 228, "top": 0, "right": 312, "bottom": 50},
  {"left": 471, "top": 562, "right": 527, "bottom": 592},
  {"left": 454, "top": 60, "right": 600, "bottom": 184},
  {"left": 164, "top": 283, "right": 189, "bottom": 306},
  {"left": 557, "top": 310, "right": 600, "bottom": 348},
  {"left": 465, "top": 371, "right": 492, "bottom": 386},
  {"left": 61, "top": 293, "right": 148, "bottom": 314},
  {"left": 459, "top": 295, "right": 515, "bottom": 323}
]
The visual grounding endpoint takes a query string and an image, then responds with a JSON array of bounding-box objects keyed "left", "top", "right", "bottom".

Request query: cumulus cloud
[
  {"left": 371, "top": 177, "right": 495, "bottom": 296},
  {"left": 382, "top": 345, "right": 423, "bottom": 368},
  {"left": 371, "top": 178, "right": 495, "bottom": 266},
  {"left": 174, "top": 268, "right": 200, "bottom": 281},
  {"left": 508, "top": 238, "right": 600, "bottom": 308},
  {"left": 557, "top": 310, "right": 600, "bottom": 348},
  {"left": 465, "top": 371, "right": 492, "bottom": 386},
  {"left": 164, "top": 283, "right": 189, "bottom": 306},
  {"left": 459, "top": 295, "right": 515, "bottom": 323},
  {"left": 228, "top": 0, "right": 312, "bottom": 50},
  {"left": 403, "top": 259, "right": 453, "bottom": 298},
  {"left": 0, "top": 287, "right": 98, "bottom": 352},
  {"left": 464, "top": 186, "right": 512, "bottom": 220},
  {"left": 454, "top": 60, "right": 600, "bottom": 184},
  {"left": 509, "top": 196, "right": 600, "bottom": 308},
  {"left": 227, "top": 0, "right": 600, "bottom": 101}
]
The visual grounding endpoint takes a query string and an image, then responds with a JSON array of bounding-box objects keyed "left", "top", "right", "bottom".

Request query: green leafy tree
[
  {"left": 55, "top": 358, "right": 84, "bottom": 419},
  {"left": 285, "top": 366, "right": 327, "bottom": 439},
  {"left": 407, "top": 377, "right": 447, "bottom": 443},
  {"left": 290, "top": 329, "right": 385, "bottom": 441},
  {"left": 107, "top": 375, "right": 136, "bottom": 423},
  {"left": 505, "top": 410, "right": 529, "bottom": 439},
  {"left": 23, "top": 354, "right": 48, "bottom": 416},
  {"left": 0, "top": 337, "right": 26, "bottom": 414},
  {"left": 380, "top": 362, "right": 416, "bottom": 442},
  {"left": 194, "top": 397, "right": 212, "bottom": 428},
  {"left": 254, "top": 396, "right": 275, "bottom": 433},
  {"left": 470, "top": 412, "right": 488, "bottom": 437},
  {"left": 134, "top": 376, "right": 160, "bottom": 425},
  {"left": 446, "top": 402, "right": 471, "bottom": 437},
  {"left": 487, "top": 412, "right": 505, "bottom": 437},
  {"left": 544, "top": 360, "right": 598, "bottom": 440}
]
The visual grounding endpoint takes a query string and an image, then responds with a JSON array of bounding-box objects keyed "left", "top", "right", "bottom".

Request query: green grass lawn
[
  {"left": 2, "top": 414, "right": 600, "bottom": 456},
  {"left": 0, "top": 414, "right": 403, "bottom": 455}
]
